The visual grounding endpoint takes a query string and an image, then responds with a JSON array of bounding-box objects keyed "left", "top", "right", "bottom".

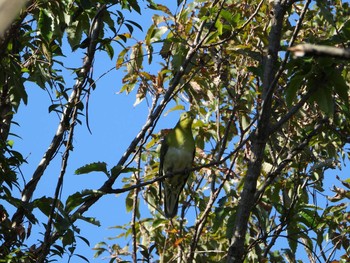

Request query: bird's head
[{"left": 178, "top": 111, "right": 195, "bottom": 129}]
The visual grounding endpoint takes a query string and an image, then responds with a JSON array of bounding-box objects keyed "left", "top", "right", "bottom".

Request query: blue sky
[{"left": 6, "top": 1, "right": 350, "bottom": 262}]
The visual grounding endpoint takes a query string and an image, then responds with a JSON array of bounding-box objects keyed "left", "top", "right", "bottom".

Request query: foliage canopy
[{"left": 0, "top": 0, "right": 350, "bottom": 262}]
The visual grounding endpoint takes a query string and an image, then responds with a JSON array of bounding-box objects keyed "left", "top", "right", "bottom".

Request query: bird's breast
[{"left": 163, "top": 146, "right": 193, "bottom": 173}]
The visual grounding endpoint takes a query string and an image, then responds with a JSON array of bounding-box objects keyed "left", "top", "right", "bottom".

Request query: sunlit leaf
[
  {"left": 38, "top": 9, "right": 54, "bottom": 43},
  {"left": 104, "top": 42, "right": 114, "bottom": 59},
  {"left": 75, "top": 162, "right": 108, "bottom": 176},
  {"left": 67, "top": 20, "right": 83, "bottom": 50},
  {"left": 116, "top": 47, "right": 130, "bottom": 69},
  {"left": 125, "top": 191, "right": 134, "bottom": 213}
]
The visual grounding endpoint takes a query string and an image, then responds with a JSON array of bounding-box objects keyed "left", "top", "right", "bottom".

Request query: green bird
[{"left": 159, "top": 111, "right": 195, "bottom": 218}]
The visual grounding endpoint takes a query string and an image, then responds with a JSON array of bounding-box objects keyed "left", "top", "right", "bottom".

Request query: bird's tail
[{"left": 164, "top": 189, "right": 180, "bottom": 218}]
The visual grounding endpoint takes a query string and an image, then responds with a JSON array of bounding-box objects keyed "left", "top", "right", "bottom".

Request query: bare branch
[{"left": 289, "top": 43, "right": 350, "bottom": 59}]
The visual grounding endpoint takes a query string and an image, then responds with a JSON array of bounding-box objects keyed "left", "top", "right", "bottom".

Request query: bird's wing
[{"left": 158, "top": 135, "right": 169, "bottom": 200}]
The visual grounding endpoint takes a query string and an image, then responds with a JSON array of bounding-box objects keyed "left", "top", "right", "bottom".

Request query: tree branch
[
  {"left": 269, "top": 0, "right": 312, "bottom": 94},
  {"left": 268, "top": 85, "right": 316, "bottom": 135},
  {"left": 289, "top": 43, "right": 350, "bottom": 59},
  {"left": 0, "top": 0, "right": 28, "bottom": 39},
  {"left": 38, "top": 77, "right": 81, "bottom": 263},
  {"left": 227, "top": 1, "right": 291, "bottom": 262}
]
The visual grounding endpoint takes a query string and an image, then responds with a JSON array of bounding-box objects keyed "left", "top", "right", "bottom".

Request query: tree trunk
[{"left": 226, "top": 1, "right": 290, "bottom": 262}]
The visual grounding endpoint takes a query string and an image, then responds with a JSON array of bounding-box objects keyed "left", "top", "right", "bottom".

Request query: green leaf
[
  {"left": 220, "top": 11, "right": 241, "bottom": 27},
  {"left": 145, "top": 24, "right": 155, "bottom": 46},
  {"left": 286, "top": 74, "right": 304, "bottom": 107},
  {"left": 286, "top": 221, "right": 298, "bottom": 253},
  {"left": 151, "top": 26, "right": 168, "bottom": 43},
  {"left": 139, "top": 244, "right": 150, "bottom": 259},
  {"left": 48, "top": 104, "right": 61, "bottom": 113},
  {"left": 76, "top": 214, "right": 101, "bottom": 226},
  {"left": 341, "top": 20, "right": 350, "bottom": 39},
  {"left": 127, "top": 42, "right": 143, "bottom": 74},
  {"left": 51, "top": 244, "right": 64, "bottom": 257},
  {"left": 315, "top": 86, "right": 333, "bottom": 116},
  {"left": 125, "top": 20, "right": 143, "bottom": 32},
  {"left": 171, "top": 46, "right": 187, "bottom": 72},
  {"left": 164, "top": 105, "right": 185, "bottom": 116},
  {"left": 125, "top": 23, "right": 134, "bottom": 34},
  {"left": 65, "top": 192, "right": 85, "bottom": 213},
  {"left": 154, "top": 4, "right": 172, "bottom": 15},
  {"left": 298, "top": 209, "right": 316, "bottom": 228},
  {"left": 75, "top": 162, "right": 108, "bottom": 176},
  {"left": 146, "top": 43, "right": 153, "bottom": 64},
  {"left": 93, "top": 244, "right": 108, "bottom": 258},
  {"left": 67, "top": 20, "right": 83, "bottom": 50},
  {"left": 34, "top": 197, "right": 54, "bottom": 216},
  {"left": 62, "top": 229, "right": 75, "bottom": 247},
  {"left": 125, "top": 190, "right": 134, "bottom": 212},
  {"left": 215, "top": 19, "right": 223, "bottom": 36},
  {"left": 38, "top": 9, "right": 54, "bottom": 43},
  {"left": 111, "top": 167, "right": 139, "bottom": 183},
  {"left": 103, "top": 11, "right": 117, "bottom": 35},
  {"left": 66, "top": 190, "right": 104, "bottom": 214},
  {"left": 75, "top": 254, "right": 90, "bottom": 263},
  {"left": 126, "top": 0, "right": 141, "bottom": 14},
  {"left": 116, "top": 47, "right": 130, "bottom": 69},
  {"left": 77, "top": 235, "right": 90, "bottom": 247},
  {"left": 104, "top": 42, "right": 114, "bottom": 59},
  {"left": 331, "top": 70, "right": 349, "bottom": 109},
  {"left": 11, "top": 80, "right": 28, "bottom": 107},
  {"left": 115, "top": 32, "right": 132, "bottom": 43},
  {"left": 317, "top": 1, "right": 334, "bottom": 25}
]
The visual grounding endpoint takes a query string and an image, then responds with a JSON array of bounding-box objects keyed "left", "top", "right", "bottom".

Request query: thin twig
[
  {"left": 203, "top": 0, "right": 265, "bottom": 48},
  {"left": 268, "top": 85, "right": 317, "bottom": 135},
  {"left": 131, "top": 142, "right": 142, "bottom": 263},
  {"left": 38, "top": 81, "right": 81, "bottom": 263}
]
